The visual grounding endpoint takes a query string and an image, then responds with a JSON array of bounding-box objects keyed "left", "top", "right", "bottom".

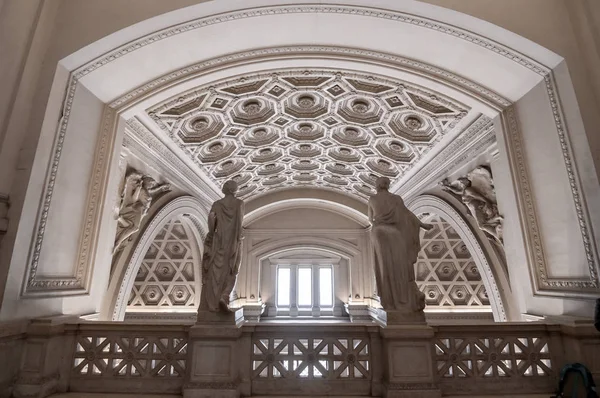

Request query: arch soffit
[
  {"left": 107, "top": 196, "right": 208, "bottom": 321},
  {"left": 249, "top": 235, "right": 362, "bottom": 263},
  {"left": 245, "top": 199, "right": 369, "bottom": 229},
  {"left": 407, "top": 194, "right": 507, "bottom": 321},
  {"left": 28, "top": 0, "right": 596, "bottom": 299},
  {"left": 244, "top": 189, "right": 369, "bottom": 228},
  {"left": 62, "top": 0, "right": 560, "bottom": 104}
]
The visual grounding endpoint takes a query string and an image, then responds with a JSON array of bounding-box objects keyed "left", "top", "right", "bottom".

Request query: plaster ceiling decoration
[
  {"left": 127, "top": 217, "right": 198, "bottom": 310},
  {"left": 416, "top": 215, "right": 491, "bottom": 309},
  {"left": 147, "top": 69, "right": 470, "bottom": 200}
]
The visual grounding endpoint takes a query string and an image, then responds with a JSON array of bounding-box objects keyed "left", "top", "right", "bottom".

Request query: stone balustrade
[{"left": 1, "top": 317, "right": 599, "bottom": 398}]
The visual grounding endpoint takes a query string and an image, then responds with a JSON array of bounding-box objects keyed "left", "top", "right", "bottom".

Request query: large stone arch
[
  {"left": 102, "top": 196, "right": 207, "bottom": 321},
  {"left": 244, "top": 190, "right": 370, "bottom": 228},
  {"left": 2, "top": 0, "right": 598, "bottom": 321},
  {"left": 408, "top": 194, "right": 510, "bottom": 321}
]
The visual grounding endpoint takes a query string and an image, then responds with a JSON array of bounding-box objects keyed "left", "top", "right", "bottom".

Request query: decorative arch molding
[
  {"left": 102, "top": 196, "right": 208, "bottom": 321},
  {"left": 252, "top": 237, "right": 361, "bottom": 265},
  {"left": 244, "top": 198, "right": 370, "bottom": 228},
  {"left": 408, "top": 194, "right": 509, "bottom": 321},
  {"left": 7, "top": 0, "right": 598, "bottom": 321}
]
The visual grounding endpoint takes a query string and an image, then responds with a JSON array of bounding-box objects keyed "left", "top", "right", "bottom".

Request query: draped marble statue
[
  {"left": 368, "top": 177, "right": 433, "bottom": 322},
  {"left": 113, "top": 170, "right": 171, "bottom": 255},
  {"left": 199, "top": 179, "right": 245, "bottom": 314}
]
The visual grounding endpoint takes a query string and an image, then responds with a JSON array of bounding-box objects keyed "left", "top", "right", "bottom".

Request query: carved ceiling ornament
[
  {"left": 148, "top": 70, "right": 469, "bottom": 201},
  {"left": 441, "top": 165, "right": 504, "bottom": 244}
]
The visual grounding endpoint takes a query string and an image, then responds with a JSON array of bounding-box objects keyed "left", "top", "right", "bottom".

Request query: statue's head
[
  {"left": 458, "top": 177, "right": 471, "bottom": 187},
  {"left": 375, "top": 176, "right": 391, "bottom": 192},
  {"left": 141, "top": 176, "right": 155, "bottom": 188},
  {"left": 222, "top": 180, "right": 239, "bottom": 196}
]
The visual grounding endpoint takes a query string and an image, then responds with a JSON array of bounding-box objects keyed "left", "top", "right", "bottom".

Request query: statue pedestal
[
  {"left": 184, "top": 309, "right": 246, "bottom": 398},
  {"left": 195, "top": 308, "right": 245, "bottom": 327},
  {"left": 380, "top": 308, "right": 426, "bottom": 326},
  {"left": 380, "top": 324, "right": 441, "bottom": 398}
]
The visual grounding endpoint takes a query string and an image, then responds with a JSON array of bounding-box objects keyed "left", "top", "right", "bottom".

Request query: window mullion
[
  {"left": 312, "top": 264, "right": 320, "bottom": 317},
  {"left": 290, "top": 264, "right": 298, "bottom": 317}
]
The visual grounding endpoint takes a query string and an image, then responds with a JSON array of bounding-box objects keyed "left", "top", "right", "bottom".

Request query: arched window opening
[
  {"left": 258, "top": 246, "right": 350, "bottom": 320},
  {"left": 275, "top": 263, "right": 335, "bottom": 316}
]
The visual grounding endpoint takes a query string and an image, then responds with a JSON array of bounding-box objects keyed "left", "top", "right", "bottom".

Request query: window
[
  {"left": 277, "top": 267, "right": 291, "bottom": 307},
  {"left": 276, "top": 264, "right": 334, "bottom": 316}
]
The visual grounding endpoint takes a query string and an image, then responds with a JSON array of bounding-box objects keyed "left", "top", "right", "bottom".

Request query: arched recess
[
  {"left": 408, "top": 194, "right": 509, "bottom": 321},
  {"left": 5, "top": 0, "right": 599, "bottom": 321},
  {"left": 257, "top": 246, "right": 348, "bottom": 317},
  {"left": 103, "top": 196, "right": 207, "bottom": 321},
  {"left": 241, "top": 235, "right": 367, "bottom": 312},
  {"left": 244, "top": 197, "right": 369, "bottom": 228}
]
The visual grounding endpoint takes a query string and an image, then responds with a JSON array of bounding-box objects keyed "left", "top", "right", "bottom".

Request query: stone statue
[
  {"left": 368, "top": 177, "right": 433, "bottom": 321},
  {"left": 199, "top": 179, "right": 245, "bottom": 313},
  {"left": 113, "top": 170, "right": 171, "bottom": 255},
  {"left": 441, "top": 166, "right": 503, "bottom": 243}
]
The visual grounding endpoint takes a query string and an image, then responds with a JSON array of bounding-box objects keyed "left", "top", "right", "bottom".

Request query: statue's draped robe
[
  {"left": 369, "top": 192, "right": 425, "bottom": 311},
  {"left": 201, "top": 196, "right": 244, "bottom": 312}
]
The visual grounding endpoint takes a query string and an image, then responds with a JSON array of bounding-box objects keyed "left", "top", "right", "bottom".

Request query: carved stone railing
[
  {"left": 432, "top": 324, "right": 560, "bottom": 395},
  {"left": 68, "top": 323, "right": 189, "bottom": 394},
  {"left": 2, "top": 318, "right": 599, "bottom": 398},
  {"left": 248, "top": 325, "right": 379, "bottom": 396}
]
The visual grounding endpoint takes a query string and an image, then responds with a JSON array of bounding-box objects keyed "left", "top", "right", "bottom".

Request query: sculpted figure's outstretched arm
[
  {"left": 420, "top": 221, "right": 434, "bottom": 231},
  {"left": 147, "top": 183, "right": 171, "bottom": 196},
  {"left": 367, "top": 201, "right": 374, "bottom": 225},
  {"left": 440, "top": 178, "right": 471, "bottom": 200},
  {"left": 202, "top": 207, "right": 217, "bottom": 274},
  {"left": 232, "top": 201, "right": 245, "bottom": 275}
]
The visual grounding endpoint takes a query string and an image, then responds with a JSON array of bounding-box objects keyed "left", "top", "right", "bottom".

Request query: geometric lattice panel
[
  {"left": 415, "top": 215, "right": 491, "bottom": 309},
  {"left": 72, "top": 334, "right": 187, "bottom": 378},
  {"left": 252, "top": 336, "right": 370, "bottom": 379},
  {"left": 127, "top": 217, "right": 198, "bottom": 310},
  {"left": 148, "top": 69, "right": 469, "bottom": 201},
  {"left": 434, "top": 335, "right": 552, "bottom": 378}
]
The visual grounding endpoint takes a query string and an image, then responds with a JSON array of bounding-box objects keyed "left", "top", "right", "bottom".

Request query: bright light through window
[
  {"left": 297, "top": 267, "right": 312, "bottom": 307},
  {"left": 319, "top": 267, "right": 333, "bottom": 307},
  {"left": 277, "top": 267, "right": 290, "bottom": 307},
  {"left": 276, "top": 264, "right": 333, "bottom": 314}
]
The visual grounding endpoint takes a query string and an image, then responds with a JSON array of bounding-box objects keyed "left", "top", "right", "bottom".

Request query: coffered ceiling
[{"left": 145, "top": 69, "right": 472, "bottom": 201}]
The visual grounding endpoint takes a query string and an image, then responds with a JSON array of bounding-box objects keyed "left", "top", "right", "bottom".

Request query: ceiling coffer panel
[{"left": 148, "top": 70, "right": 469, "bottom": 200}]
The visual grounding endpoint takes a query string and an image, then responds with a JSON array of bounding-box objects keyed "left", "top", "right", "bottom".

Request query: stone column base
[
  {"left": 195, "top": 308, "right": 244, "bottom": 326},
  {"left": 183, "top": 384, "right": 239, "bottom": 398},
  {"left": 380, "top": 324, "right": 439, "bottom": 398},
  {"left": 184, "top": 311, "right": 246, "bottom": 398},
  {"left": 381, "top": 309, "right": 426, "bottom": 325},
  {"left": 383, "top": 383, "right": 442, "bottom": 398}
]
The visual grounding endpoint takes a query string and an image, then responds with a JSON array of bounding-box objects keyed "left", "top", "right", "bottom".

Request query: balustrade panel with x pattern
[
  {"left": 252, "top": 335, "right": 371, "bottom": 380},
  {"left": 434, "top": 328, "right": 554, "bottom": 381},
  {"left": 72, "top": 332, "right": 188, "bottom": 379}
]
